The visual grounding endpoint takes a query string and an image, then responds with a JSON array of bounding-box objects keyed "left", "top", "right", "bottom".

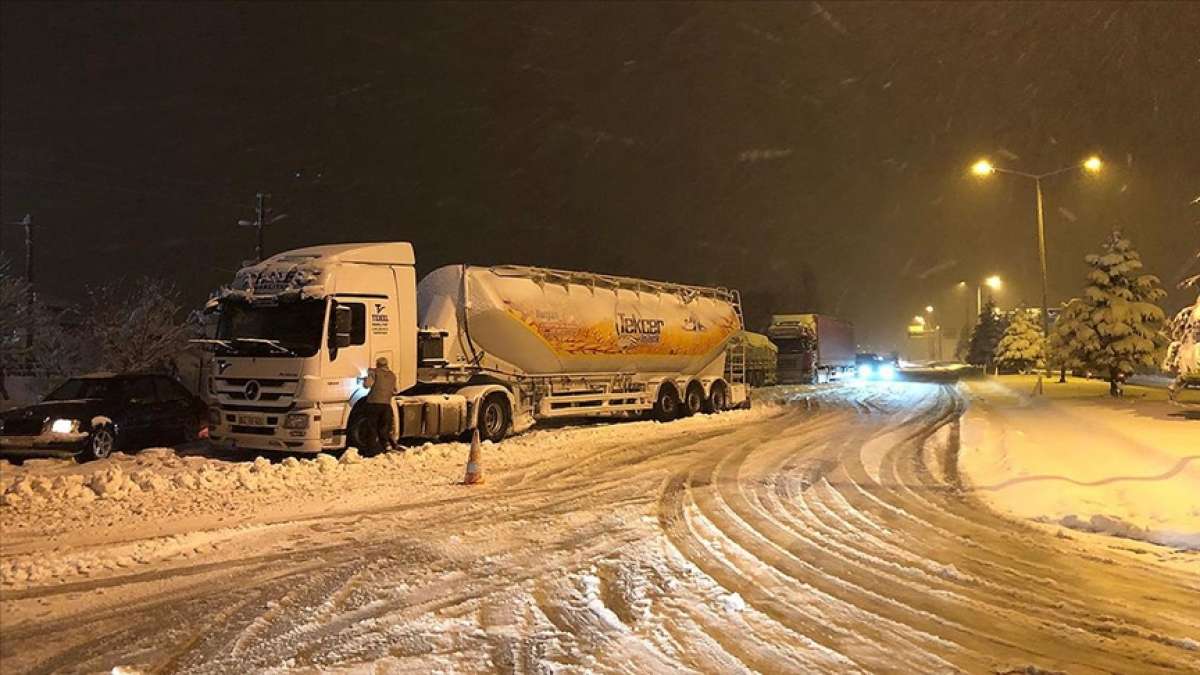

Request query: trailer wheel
[
  {"left": 682, "top": 382, "right": 705, "bottom": 417},
  {"left": 705, "top": 382, "right": 728, "bottom": 413},
  {"left": 653, "top": 384, "right": 682, "bottom": 422},
  {"left": 477, "top": 393, "right": 511, "bottom": 443}
]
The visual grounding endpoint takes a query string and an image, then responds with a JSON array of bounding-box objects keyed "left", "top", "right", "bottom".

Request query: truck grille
[{"left": 213, "top": 377, "right": 300, "bottom": 411}]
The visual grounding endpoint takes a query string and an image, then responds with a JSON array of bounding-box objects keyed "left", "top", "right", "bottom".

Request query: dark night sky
[{"left": 3, "top": 1, "right": 1198, "bottom": 348}]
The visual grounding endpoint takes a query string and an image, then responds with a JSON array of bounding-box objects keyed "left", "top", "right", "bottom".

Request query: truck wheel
[
  {"left": 705, "top": 383, "right": 728, "bottom": 413},
  {"left": 347, "top": 409, "right": 379, "bottom": 453},
  {"left": 477, "top": 393, "right": 511, "bottom": 443},
  {"left": 653, "top": 385, "right": 681, "bottom": 422},
  {"left": 682, "top": 382, "right": 704, "bottom": 417}
]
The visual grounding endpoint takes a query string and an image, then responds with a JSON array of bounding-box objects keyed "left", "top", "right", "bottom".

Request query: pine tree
[
  {"left": 1047, "top": 297, "right": 1091, "bottom": 382},
  {"left": 994, "top": 308, "right": 1044, "bottom": 373},
  {"left": 1163, "top": 248, "right": 1199, "bottom": 400},
  {"left": 954, "top": 322, "right": 972, "bottom": 361},
  {"left": 966, "top": 299, "right": 1007, "bottom": 368},
  {"left": 1076, "top": 231, "right": 1168, "bottom": 396}
]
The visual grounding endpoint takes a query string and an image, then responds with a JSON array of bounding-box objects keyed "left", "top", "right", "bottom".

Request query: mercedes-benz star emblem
[{"left": 244, "top": 380, "right": 261, "bottom": 401}]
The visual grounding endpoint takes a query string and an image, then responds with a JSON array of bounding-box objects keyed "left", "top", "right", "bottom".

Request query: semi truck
[
  {"left": 766, "top": 313, "right": 855, "bottom": 384},
  {"left": 727, "top": 331, "right": 778, "bottom": 387},
  {"left": 198, "top": 242, "right": 749, "bottom": 453}
]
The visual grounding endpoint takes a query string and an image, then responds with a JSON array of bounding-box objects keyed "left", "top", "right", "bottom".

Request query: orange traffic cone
[{"left": 463, "top": 428, "right": 484, "bottom": 485}]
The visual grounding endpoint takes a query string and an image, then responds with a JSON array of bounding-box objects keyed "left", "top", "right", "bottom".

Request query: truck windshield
[
  {"left": 773, "top": 337, "right": 815, "bottom": 354},
  {"left": 216, "top": 299, "right": 326, "bottom": 357}
]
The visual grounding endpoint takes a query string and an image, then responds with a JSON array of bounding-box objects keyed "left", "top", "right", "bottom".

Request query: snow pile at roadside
[
  {"left": 959, "top": 378, "right": 1200, "bottom": 551},
  {"left": 1, "top": 405, "right": 782, "bottom": 587}
]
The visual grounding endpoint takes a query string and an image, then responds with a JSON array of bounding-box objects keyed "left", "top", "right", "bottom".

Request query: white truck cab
[{"left": 203, "top": 243, "right": 418, "bottom": 452}]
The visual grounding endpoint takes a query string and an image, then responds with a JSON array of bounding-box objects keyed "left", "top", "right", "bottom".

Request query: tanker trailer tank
[{"left": 416, "top": 264, "right": 750, "bottom": 421}]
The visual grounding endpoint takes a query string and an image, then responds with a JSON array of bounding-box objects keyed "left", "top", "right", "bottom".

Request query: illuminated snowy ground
[
  {"left": 2, "top": 383, "right": 1198, "bottom": 673},
  {"left": 961, "top": 375, "right": 1200, "bottom": 551}
]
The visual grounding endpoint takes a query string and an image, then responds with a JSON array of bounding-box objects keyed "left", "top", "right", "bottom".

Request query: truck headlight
[
  {"left": 879, "top": 364, "right": 896, "bottom": 380},
  {"left": 284, "top": 413, "right": 310, "bottom": 429},
  {"left": 49, "top": 418, "right": 79, "bottom": 434},
  {"left": 857, "top": 365, "right": 873, "bottom": 379}
]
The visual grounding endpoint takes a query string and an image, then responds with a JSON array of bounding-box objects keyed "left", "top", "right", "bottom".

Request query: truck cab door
[{"left": 366, "top": 297, "right": 398, "bottom": 379}]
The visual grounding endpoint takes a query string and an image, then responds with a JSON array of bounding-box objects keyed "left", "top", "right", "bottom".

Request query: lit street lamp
[
  {"left": 971, "top": 155, "right": 1102, "bottom": 339},
  {"left": 922, "top": 306, "right": 943, "bottom": 360},
  {"left": 975, "top": 275, "right": 1002, "bottom": 316}
]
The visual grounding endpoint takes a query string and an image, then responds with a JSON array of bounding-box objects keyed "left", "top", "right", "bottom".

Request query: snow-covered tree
[
  {"left": 1047, "top": 298, "right": 1091, "bottom": 382},
  {"left": 83, "top": 278, "right": 195, "bottom": 374},
  {"left": 954, "top": 322, "right": 972, "bottom": 361},
  {"left": 966, "top": 299, "right": 1007, "bottom": 368},
  {"left": 1, "top": 257, "right": 82, "bottom": 399},
  {"left": 994, "top": 308, "right": 1044, "bottom": 373},
  {"left": 1163, "top": 247, "right": 1199, "bottom": 400},
  {"left": 1075, "top": 231, "right": 1168, "bottom": 396}
]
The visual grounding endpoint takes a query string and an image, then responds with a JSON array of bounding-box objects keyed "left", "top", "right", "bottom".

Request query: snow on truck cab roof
[{"left": 212, "top": 242, "right": 415, "bottom": 305}]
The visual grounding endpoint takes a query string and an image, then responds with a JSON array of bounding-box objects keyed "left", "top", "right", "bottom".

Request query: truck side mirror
[{"left": 329, "top": 305, "right": 353, "bottom": 349}]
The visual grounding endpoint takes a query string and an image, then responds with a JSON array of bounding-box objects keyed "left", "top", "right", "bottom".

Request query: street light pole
[
  {"left": 971, "top": 155, "right": 1101, "bottom": 345},
  {"left": 1034, "top": 178, "right": 1050, "bottom": 339}
]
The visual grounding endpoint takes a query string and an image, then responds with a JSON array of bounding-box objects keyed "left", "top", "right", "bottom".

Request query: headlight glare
[
  {"left": 879, "top": 364, "right": 897, "bottom": 380},
  {"left": 857, "top": 365, "right": 873, "bottom": 378},
  {"left": 49, "top": 418, "right": 79, "bottom": 434}
]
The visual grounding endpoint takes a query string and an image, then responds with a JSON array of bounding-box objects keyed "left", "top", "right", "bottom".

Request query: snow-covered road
[{"left": 2, "top": 383, "right": 1198, "bottom": 673}]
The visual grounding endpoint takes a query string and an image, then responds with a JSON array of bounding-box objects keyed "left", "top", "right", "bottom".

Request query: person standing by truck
[{"left": 362, "top": 356, "right": 399, "bottom": 452}]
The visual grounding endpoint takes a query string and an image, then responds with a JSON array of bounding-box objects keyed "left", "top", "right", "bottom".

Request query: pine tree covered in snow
[
  {"left": 966, "top": 299, "right": 1007, "bottom": 367},
  {"left": 954, "top": 323, "right": 972, "bottom": 361},
  {"left": 1163, "top": 247, "right": 1199, "bottom": 399},
  {"left": 1047, "top": 298, "right": 1091, "bottom": 382},
  {"left": 1074, "top": 231, "right": 1168, "bottom": 396},
  {"left": 994, "top": 309, "right": 1044, "bottom": 373}
]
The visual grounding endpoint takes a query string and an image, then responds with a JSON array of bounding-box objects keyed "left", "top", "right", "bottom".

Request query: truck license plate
[{"left": 236, "top": 414, "right": 266, "bottom": 426}]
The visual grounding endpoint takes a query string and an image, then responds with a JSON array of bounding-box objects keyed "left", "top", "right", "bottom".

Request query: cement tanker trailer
[{"left": 200, "top": 243, "right": 749, "bottom": 455}]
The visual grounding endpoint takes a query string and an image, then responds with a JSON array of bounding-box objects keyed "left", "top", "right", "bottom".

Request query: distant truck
[
  {"left": 766, "top": 314, "right": 855, "bottom": 384},
  {"left": 198, "top": 243, "right": 749, "bottom": 453},
  {"left": 727, "top": 331, "right": 778, "bottom": 387}
]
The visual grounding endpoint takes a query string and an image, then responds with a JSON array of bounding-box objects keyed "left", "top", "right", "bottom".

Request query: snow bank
[
  {"left": 959, "top": 376, "right": 1200, "bottom": 551},
  {"left": 1, "top": 405, "right": 782, "bottom": 588}
]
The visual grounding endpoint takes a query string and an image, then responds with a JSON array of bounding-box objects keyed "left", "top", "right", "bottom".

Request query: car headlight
[
  {"left": 857, "top": 364, "right": 873, "bottom": 378},
  {"left": 879, "top": 364, "right": 896, "bottom": 380},
  {"left": 48, "top": 418, "right": 80, "bottom": 434},
  {"left": 284, "top": 413, "right": 310, "bottom": 429}
]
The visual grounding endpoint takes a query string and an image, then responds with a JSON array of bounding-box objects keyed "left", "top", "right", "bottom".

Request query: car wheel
[{"left": 83, "top": 425, "right": 117, "bottom": 462}]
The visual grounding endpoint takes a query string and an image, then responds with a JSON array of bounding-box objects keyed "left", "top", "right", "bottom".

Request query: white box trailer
[{"left": 200, "top": 243, "right": 748, "bottom": 453}]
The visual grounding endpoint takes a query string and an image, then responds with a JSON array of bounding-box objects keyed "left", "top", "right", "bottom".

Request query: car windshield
[
  {"left": 44, "top": 378, "right": 121, "bottom": 401},
  {"left": 215, "top": 299, "right": 326, "bottom": 357}
]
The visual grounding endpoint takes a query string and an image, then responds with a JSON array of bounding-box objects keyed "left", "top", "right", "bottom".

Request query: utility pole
[
  {"left": 14, "top": 214, "right": 34, "bottom": 348},
  {"left": 238, "top": 192, "right": 287, "bottom": 263}
]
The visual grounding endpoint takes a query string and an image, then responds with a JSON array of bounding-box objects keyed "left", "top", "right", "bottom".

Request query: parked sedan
[{"left": 0, "top": 373, "right": 207, "bottom": 461}]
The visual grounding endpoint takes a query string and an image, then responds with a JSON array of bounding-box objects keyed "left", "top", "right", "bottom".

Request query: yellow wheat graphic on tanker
[{"left": 503, "top": 302, "right": 736, "bottom": 357}]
